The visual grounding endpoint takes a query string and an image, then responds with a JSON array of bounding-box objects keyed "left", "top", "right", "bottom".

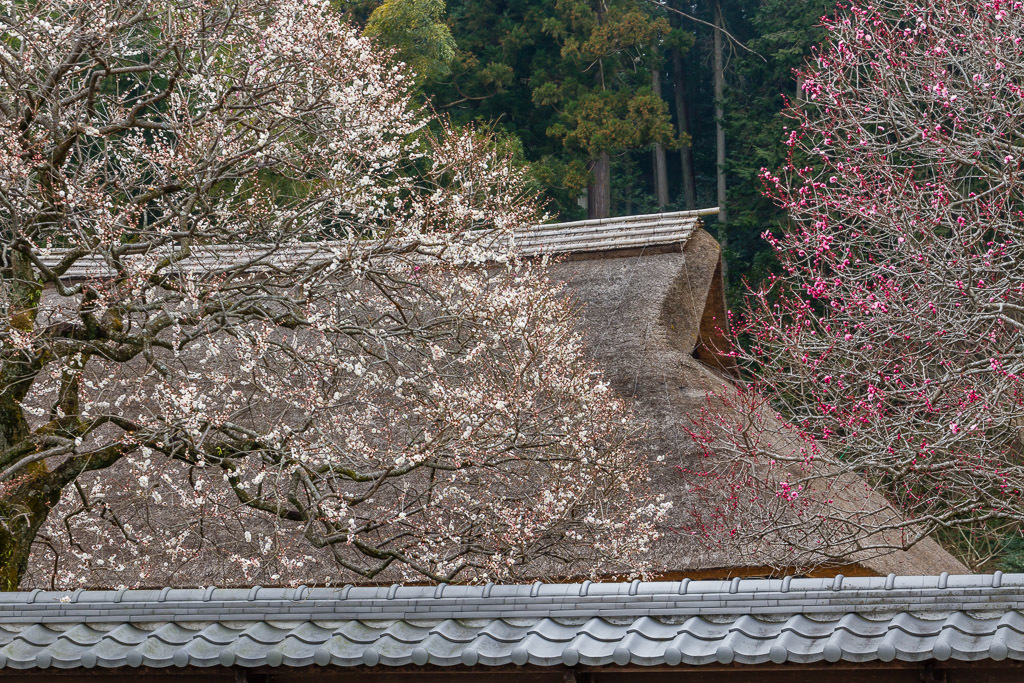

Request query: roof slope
[
  {"left": 22, "top": 211, "right": 962, "bottom": 586},
  {"left": 548, "top": 227, "right": 960, "bottom": 576},
  {"left": 0, "top": 574, "right": 1020, "bottom": 670}
]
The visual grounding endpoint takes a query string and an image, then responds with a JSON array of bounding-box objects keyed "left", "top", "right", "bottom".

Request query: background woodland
[{"left": 358, "top": 0, "right": 830, "bottom": 299}]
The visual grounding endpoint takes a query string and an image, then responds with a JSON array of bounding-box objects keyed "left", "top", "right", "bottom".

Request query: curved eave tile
[{"left": 4, "top": 574, "right": 1024, "bottom": 669}]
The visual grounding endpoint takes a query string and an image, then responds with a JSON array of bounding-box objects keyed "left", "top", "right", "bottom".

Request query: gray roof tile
[{"left": 2, "top": 574, "right": 1024, "bottom": 669}]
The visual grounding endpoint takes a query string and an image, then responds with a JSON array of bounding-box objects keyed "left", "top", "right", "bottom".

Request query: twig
[{"left": 647, "top": 0, "right": 767, "bottom": 62}]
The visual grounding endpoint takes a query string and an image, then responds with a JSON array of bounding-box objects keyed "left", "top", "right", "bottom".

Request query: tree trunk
[
  {"left": 0, "top": 523, "right": 37, "bottom": 591},
  {"left": 0, "top": 388, "right": 29, "bottom": 461},
  {"left": 672, "top": 47, "right": 697, "bottom": 209},
  {"left": 587, "top": 152, "right": 611, "bottom": 219},
  {"left": 0, "top": 480, "right": 64, "bottom": 590},
  {"left": 587, "top": 47, "right": 612, "bottom": 220},
  {"left": 1, "top": 251, "right": 39, "bottom": 456},
  {"left": 713, "top": 0, "right": 728, "bottom": 284},
  {"left": 0, "top": 248, "right": 49, "bottom": 590},
  {"left": 651, "top": 66, "right": 669, "bottom": 209}
]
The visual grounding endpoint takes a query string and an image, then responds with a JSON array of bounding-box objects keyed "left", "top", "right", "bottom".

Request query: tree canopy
[
  {"left": 0, "top": 0, "right": 666, "bottom": 589},
  {"left": 387, "top": 0, "right": 836, "bottom": 295},
  {"left": 364, "top": 0, "right": 457, "bottom": 83},
  {"left": 682, "top": 0, "right": 1024, "bottom": 571}
]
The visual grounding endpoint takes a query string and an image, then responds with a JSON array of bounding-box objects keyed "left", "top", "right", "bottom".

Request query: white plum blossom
[{"left": 0, "top": 0, "right": 664, "bottom": 589}]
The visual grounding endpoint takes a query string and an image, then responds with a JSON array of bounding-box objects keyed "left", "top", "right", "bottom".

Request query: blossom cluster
[
  {"left": 1, "top": 0, "right": 664, "bottom": 588},
  {"left": 682, "top": 0, "right": 1024, "bottom": 570}
]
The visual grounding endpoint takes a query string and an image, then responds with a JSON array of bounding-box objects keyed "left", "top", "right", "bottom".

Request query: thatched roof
[
  {"left": 39, "top": 210, "right": 716, "bottom": 280},
  {"left": 546, "top": 223, "right": 959, "bottom": 577},
  {"left": 22, "top": 211, "right": 961, "bottom": 586}
]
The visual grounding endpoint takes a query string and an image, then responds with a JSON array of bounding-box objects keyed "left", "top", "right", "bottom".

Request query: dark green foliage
[
  {"left": 356, "top": 0, "right": 834, "bottom": 292},
  {"left": 719, "top": 0, "right": 833, "bottom": 299},
  {"left": 364, "top": 0, "right": 457, "bottom": 83},
  {"left": 998, "top": 536, "right": 1024, "bottom": 573},
  {"left": 423, "top": 0, "right": 677, "bottom": 218}
]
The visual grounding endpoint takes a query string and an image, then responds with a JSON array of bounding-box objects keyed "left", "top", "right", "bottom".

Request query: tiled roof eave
[{"left": 0, "top": 574, "right": 1021, "bottom": 670}]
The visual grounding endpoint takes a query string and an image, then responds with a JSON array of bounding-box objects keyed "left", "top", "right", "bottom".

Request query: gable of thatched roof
[{"left": 544, "top": 219, "right": 959, "bottom": 577}]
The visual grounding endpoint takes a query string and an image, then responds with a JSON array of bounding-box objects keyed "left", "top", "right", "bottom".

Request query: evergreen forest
[{"left": 359, "top": 0, "right": 833, "bottom": 299}]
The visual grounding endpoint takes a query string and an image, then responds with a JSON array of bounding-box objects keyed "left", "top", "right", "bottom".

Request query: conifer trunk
[
  {"left": 671, "top": 43, "right": 697, "bottom": 208},
  {"left": 651, "top": 67, "right": 669, "bottom": 208},
  {"left": 713, "top": 0, "right": 728, "bottom": 284},
  {"left": 587, "top": 153, "right": 611, "bottom": 219}
]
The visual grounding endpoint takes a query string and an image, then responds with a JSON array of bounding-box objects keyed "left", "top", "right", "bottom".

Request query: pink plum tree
[{"left": 683, "top": 0, "right": 1024, "bottom": 570}]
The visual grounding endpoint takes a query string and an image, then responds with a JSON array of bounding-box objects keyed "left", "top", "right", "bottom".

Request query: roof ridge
[
  {"left": 33, "top": 210, "right": 717, "bottom": 280},
  {"left": 1, "top": 573, "right": 1018, "bottom": 624}
]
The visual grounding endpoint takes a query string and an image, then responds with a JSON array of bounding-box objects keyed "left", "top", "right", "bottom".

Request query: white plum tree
[{"left": 0, "top": 0, "right": 667, "bottom": 589}]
